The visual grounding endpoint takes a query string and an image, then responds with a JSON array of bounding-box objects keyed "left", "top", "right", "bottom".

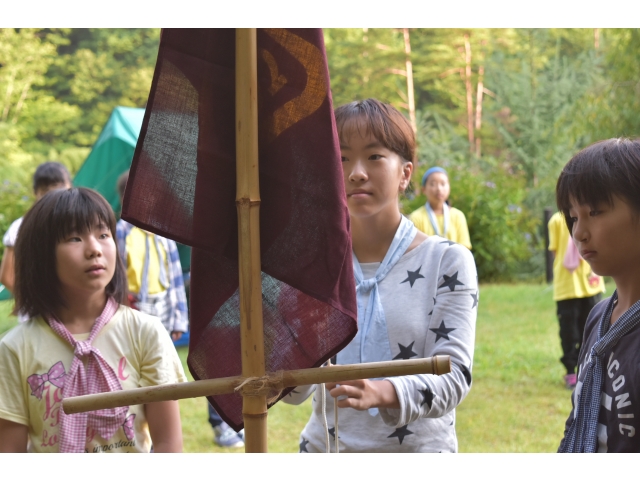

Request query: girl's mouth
[
  {"left": 86, "top": 265, "right": 106, "bottom": 274},
  {"left": 348, "top": 189, "right": 371, "bottom": 198}
]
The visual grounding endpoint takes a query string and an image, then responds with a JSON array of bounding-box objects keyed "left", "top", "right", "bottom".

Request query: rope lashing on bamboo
[{"left": 234, "top": 370, "right": 285, "bottom": 405}]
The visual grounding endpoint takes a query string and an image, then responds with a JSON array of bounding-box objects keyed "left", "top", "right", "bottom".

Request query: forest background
[{"left": 1, "top": 28, "right": 639, "bottom": 282}]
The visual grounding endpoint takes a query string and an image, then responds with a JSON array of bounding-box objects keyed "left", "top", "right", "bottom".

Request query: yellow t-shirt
[
  {"left": 0, "top": 305, "right": 187, "bottom": 452},
  {"left": 548, "top": 212, "right": 605, "bottom": 301},
  {"left": 125, "top": 227, "right": 168, "bottom": 295},
  {"left": 408, "top": 205, "right": 472, "bottom": 250}
]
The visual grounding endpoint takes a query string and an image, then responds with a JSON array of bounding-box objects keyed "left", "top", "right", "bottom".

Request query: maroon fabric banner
[{"left": 122, "top": 29, "right": 357, "bottom": 430}]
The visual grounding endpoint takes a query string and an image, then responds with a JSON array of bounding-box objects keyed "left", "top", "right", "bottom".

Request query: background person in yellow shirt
[
  {"left": 117, "top": 172, "right": 244, "bottom": 449},
  {"left": 408, "top": 167, "right": 472, "bottom": 249},
  {"left": 548, "top": 211, "right": 604, "bottom": 389},
  {"left": 115, "top": 172, "right": 188, "bottom": 341}
]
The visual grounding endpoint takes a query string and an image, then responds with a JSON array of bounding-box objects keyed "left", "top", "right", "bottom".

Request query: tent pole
[{"left": 235, "top": 28, "right": 267, "bottom": 453}]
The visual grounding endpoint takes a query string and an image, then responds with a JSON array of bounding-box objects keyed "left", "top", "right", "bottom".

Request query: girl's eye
[
  {"left": 100, "top": 233, "right": 110, "bottom": 239},
  {"left": 589, "top": 210, "right": 601, "bottom": 217},
  {"left": 570, "top": 217, "right": 578, "bottom": 223},
  {"left": 369, "top": 154, "right": 382, "bottom": 160},
  {"left": 341, "top": 156, "right": 348, "bottom": 162}
]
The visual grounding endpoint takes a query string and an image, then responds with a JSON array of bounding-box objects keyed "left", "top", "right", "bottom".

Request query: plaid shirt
[{"left": 116, "top": 220, "right": 189, "bottom": 333}]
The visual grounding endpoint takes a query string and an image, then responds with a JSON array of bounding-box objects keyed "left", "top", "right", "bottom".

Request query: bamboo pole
[
  {"left": 235, "top": 28, "right": 267, "bottom": 453},
  {"left": 62, "top": 356, "right": 451, "bottom": 414}
]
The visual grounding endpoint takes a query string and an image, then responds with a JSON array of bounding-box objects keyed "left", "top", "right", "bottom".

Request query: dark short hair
[
  {"left": 556, "top": 138, "right": 640, "bottom": 232},
  {"left": 33, "top": 162, "right": 71, "bottom": 193},
  {"left": 116, "top": 170, "right": 129, "bottom": 200},
  {"left": 14, "top": 188, "right": 128, "bottom": 319},
  {"left": 334, "top": 99, "right": 416, "bottom": 164}
]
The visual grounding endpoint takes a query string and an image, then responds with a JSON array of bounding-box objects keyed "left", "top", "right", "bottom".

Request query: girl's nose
[
  {"left": 349, "top": 160, "right": 367, "bottom": 182},
  {"left": 86, "top": 236, "right": 103, "bottom": 257}
]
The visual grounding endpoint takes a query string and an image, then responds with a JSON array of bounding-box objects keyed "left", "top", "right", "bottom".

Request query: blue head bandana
[{"left": 421, "top": 166, "right": 447, "bottom": 187}]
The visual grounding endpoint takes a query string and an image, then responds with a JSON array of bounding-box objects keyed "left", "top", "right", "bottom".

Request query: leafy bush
[{"left": 0, "top": 180, "right": 32, "bottom": 260}]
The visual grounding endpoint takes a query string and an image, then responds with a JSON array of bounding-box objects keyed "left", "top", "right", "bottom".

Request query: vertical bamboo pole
[{"left": 235, "top": 28, "right": 267, "bottom": 453}]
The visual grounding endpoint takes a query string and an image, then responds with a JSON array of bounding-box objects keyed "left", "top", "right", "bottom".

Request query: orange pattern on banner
[
  {"left": 261, "top": 49, "right": 288, "bottom": 95},
  {"left": 263, "top": 28, "right": 327, "bottom": 138}
]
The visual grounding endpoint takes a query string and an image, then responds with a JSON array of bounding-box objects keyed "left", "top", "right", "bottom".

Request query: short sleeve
[
  {"left": 408, "top": 208, "right": 428, "bottom": 235},
  {"left": 3, "top": 218, "right": 23, "bottom": 248},
  {"left": 137, "top": 319, "right": 187, "bottom": 388},
  {"left": 453, "top": 210, "right": 472, "bottom": 250},
  {"left": 0, "top": 340, "right": 29, "bottom": 425},
  {"left": 548, "top": 214, "right": 560, "bottom": 251}
]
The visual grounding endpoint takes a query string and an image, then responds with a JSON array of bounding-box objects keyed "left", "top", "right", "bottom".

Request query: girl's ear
[{"left": 399, "top": 161, "right": 413, "bottom": 192}]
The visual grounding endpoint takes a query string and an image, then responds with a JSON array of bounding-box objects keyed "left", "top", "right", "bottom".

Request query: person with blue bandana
[{"left": 408, "top": 167, "right": 472, "bottom": 250}]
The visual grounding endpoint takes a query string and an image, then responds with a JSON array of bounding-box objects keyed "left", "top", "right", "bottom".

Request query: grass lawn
[
  {"left": 0, "top": 281, "right": 612, "bottom": 452},
  {"left": 457, "top": 283, "right": 574, "bottom": 452}
]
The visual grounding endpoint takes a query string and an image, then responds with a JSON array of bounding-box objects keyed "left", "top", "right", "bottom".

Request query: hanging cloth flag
[{"left": 121, "top": 29, "right": 357, "bottom": 431}]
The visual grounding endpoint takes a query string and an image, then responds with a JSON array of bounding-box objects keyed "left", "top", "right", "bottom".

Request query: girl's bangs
[
  {"left": 51, "top": 189, "right": 115, "bottom": 243},
  {"left": 334, "top": 99, "right": 415, "bottom": 163},
  {"left": 336, "top": 111, "right": 378, "bottom": 146}
]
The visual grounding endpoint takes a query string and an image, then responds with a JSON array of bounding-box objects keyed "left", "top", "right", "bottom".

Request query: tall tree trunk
[
  {"left": 594, "top": 28, "right": 600, "bottom": 50},
  {"left": 403, "top": 28, "right": 417, "bottom": 139},
  {"left": 362, "top": 28, "right": 370, "bottom": 86},
  {"left": 464, "top": 34, "right": 474, "bottom": 153},
  {"left": 12, "top": 76, "right": 33, "bottom": 124},
  {"left": 475, "top": 64, "right": 484, "bottom": 157},
  {"left": 2, "top": 69, "right": 17, "bottom": 122}
]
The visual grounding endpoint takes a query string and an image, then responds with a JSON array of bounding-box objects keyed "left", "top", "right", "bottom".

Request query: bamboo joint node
[{"left": 236, "top": 197, "right": 261, "bottom": 207}]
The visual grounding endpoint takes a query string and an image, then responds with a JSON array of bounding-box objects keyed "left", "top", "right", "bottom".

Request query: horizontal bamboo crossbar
[{"left": 62, "top": 356, "right": 450, "bottom": 414}]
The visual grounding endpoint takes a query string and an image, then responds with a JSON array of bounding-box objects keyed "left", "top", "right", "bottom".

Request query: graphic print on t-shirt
[
  {"left": 25, "top": 356, "right": 137, "bottom": 451},
  {"left": 27, "top": 361, "right": 67, "bottom": 448},
  {"left": 570, "top": 301, "right": 640, "bottom": 453},
  {"left": 596, "top": 350, "right": 638, "bottom": 451}
]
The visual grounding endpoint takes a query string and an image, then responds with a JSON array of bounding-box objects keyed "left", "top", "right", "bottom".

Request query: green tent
[
  {"left": 74, "top": 106, "right": 191, "bottom": 271},
  {"left": 73, "top": 106, "right": 145, "bottom": 213},
  {"left": 0, "top": 284, "right": 11, "bottom": 301}
]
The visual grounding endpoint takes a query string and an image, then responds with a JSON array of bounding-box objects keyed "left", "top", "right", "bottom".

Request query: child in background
[
  {"left": 0, "top": 188, "right": 186, "bottom": 452},
  {"left": 548, "top": 211, "right": 604, "bottom": 390},
  {"left": 557, "top": 138, "right": 640, "bottom": 453},
  {"left": 0, "top": 162, "right": 72, "bottom": 307},
  {"left": 284, "top": 99, "right": 477, "bottom": 453},
  {"left": 115, "top": 171, "right": 188, "bottom": 341},
  {"left": 408, "top": 167, "right": 472, "bottom": 250}
]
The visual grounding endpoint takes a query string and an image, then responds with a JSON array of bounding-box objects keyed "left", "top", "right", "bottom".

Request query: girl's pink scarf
[{"left": 47, "top": 297, "right": 128, "bottom": 453}]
